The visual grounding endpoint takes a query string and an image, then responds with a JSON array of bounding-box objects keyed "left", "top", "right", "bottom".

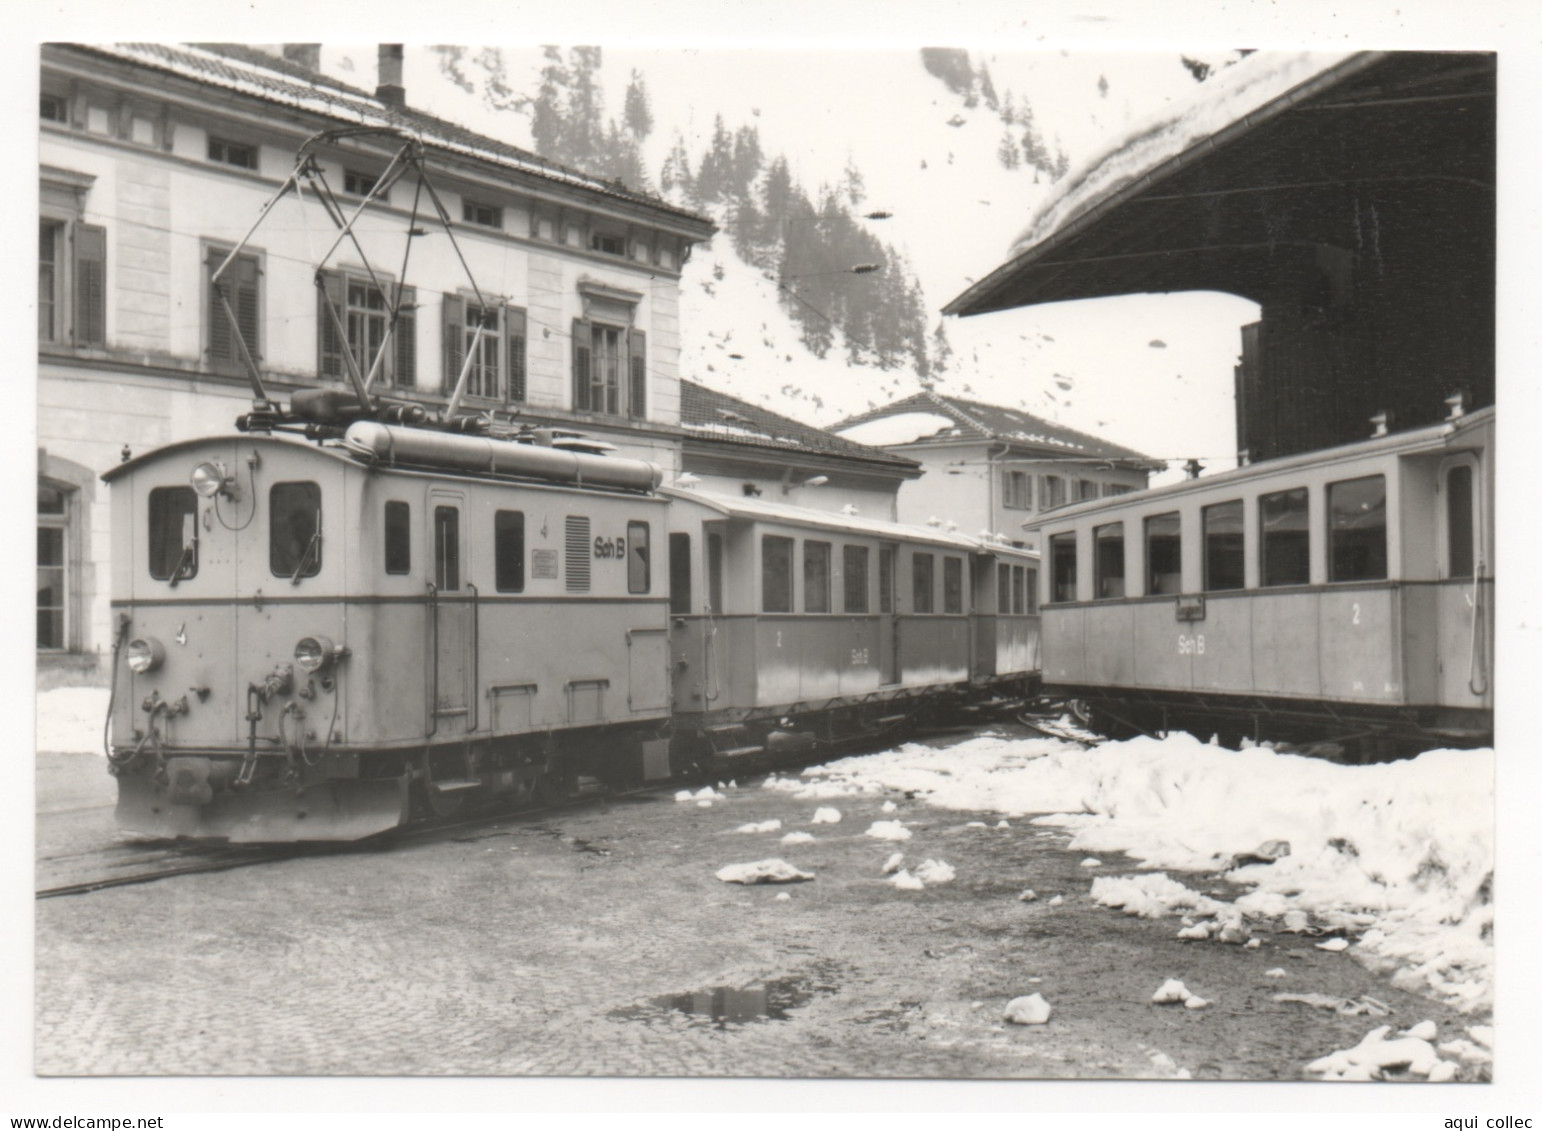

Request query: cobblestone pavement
[{"left": 35, "top": 746, "right": 1483, "bottom": 1078}]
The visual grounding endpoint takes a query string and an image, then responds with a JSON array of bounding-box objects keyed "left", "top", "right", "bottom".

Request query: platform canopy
[{"left": 946, "top": 51, "right": 1495, "bottom": 461}]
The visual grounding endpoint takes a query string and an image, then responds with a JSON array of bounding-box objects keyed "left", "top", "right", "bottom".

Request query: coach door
[
  {"left": 878, "top": 542, "right": 899, "bottom": 684},
  {"left": 1436, "top": 455, "right": 1489, "bottom": 706},
  {"left": 427, "top": 489, "right": 474, "bottom": 735}
]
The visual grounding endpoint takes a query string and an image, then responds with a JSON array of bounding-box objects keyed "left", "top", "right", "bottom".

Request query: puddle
[{"left": 612, "top": 972, "right": 836, "bottom": 1029}]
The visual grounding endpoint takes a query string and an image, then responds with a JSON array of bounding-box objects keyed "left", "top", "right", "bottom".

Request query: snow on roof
[
  {"left": 836, "top": 412, "right": 958, "bottom": 448},
  {"left": 678, "top": 379, "right": 917, "bottom": 468},
  {"left": 1011, "top": 51, "right": 1359, "bottom": 257}
]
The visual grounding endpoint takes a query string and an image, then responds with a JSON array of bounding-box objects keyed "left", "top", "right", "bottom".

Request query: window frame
[
  {"left": 343, "top": 168, "right": 389, "bottom": 201},
  {"left": 1144, "top": 512, "right": 1182, "bottom": 595},
  {"left": 912, "top": 552, "right": 935, "bottom": 614},
  {"left": 147, "top": 486, "right": 199, "bottom": 583},
  {"left": 383, "top": 500, "right": 411, "bottom": 575},
  {"left": 1327, "top": 474, "right": 1388, "bottom": 583},
  {"left": 270, "top": 481, "right": 323, "bottom": 580},
  {"left": 571, "top": 317, "right": 646, "bottom": 419},
  {"left": 669, "top": 532, "right": 693, "bottom": 615},
  {"left": 462, "top": 199, "right": 503, "bottom": 228},
  {"left": 442, "top": 295, "right": 525, "bottom": 403},
  {"left": 803, "top": 540, "right": 832, "bottom": 614},
  {"left": 1203, "top": 500, "right": 1245, "bottom": 592},
  {"left": 1094, "top": 521, "right": 1125, "bottom": 599},
  {"left": 38, "top": 484, "right": 70, "bottom": 651},
  {"left": 203, "top": 242, "right": 264, "bottom": 373},
  {"left": 1049, "top": 532, "right": 1077, "bottom": 603},
  {"left": 762, "top": 534, "right": 795, "bottom": 613},
  {"left": 1258, "top": 487, "right": 1311, "bottom": 588},
  {"left": 843, "top": 545, "right": 870, "bottom": 614},
  {"left": 627, "top": 520, "right": 651, "bottom": 595},
  {"left": 943, "top": 556, "right": 964, "bottom": 614},
  {"left": 207, "top": 135, "right": 258, "bottom": 171},
  {"left": 495, "top": 510, "right": 526, "bottom": 593}
]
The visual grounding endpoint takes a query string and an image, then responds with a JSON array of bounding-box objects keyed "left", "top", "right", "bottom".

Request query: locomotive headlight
[
  {"left": 191, "top": 461, "right": 232, "bottom": 499},
  {"left": 127, "top": 637, "right": 165, "bottom": 674},
  {"left": 295, "top": 635, "right": 342, "bottom": 674}
]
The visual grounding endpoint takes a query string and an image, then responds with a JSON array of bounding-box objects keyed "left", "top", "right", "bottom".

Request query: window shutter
[
  {"left": 506, "top": 307, "right": 527, "bottom": 403},
  {"left": 443, "top": 294, "right": 465, "bottom": 392},
  {"left": 233, "top": 256, "right": 260, "bottom": 362},
  {"left": 571, "top": 318, "right": 591, "bottom": 411},
  {"left": 73, "top": 224, "right": 106, "bottom": 346},
  {"left": 317, "top": 269, "right": 344, "bottom": 379},
  {"left": 628, "top": 329, "right": 647, "bottom": 420},
  {"left": 394, "top": 285, "right": 416, "bottom": 388},
  {"left": 206, "top": 249, "right": 231, "bottom": 363}
]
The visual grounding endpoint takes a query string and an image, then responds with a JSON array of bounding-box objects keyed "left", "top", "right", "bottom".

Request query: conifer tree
[{"left": 623, "top": 69, "right": 653, "bottom": 140}]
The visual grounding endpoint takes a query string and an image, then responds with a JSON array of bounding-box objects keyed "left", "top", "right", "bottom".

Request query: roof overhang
[{"left": 946, "top": 51, "right": 1495, "bottom": 316}]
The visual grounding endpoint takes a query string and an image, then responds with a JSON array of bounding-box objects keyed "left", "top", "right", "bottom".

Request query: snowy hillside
[{"left": 330, "top": 47, "right": 1258, "bottom": 477}]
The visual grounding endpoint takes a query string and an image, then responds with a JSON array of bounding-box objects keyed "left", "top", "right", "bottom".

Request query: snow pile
[
  {"left": 914, "top": 859, "right": 955, "bottom": 884},
  {"left": 715, "top": 859, "right": 814, "bottom": 885},
  {"left": 1089, "top": 873, "right": 1224, "bottom": 920},
  {"left": 1304, "top": 1024, "right": 1448, "bottom": 1082},
  {"left": 810, "top": 806, "right": 842, "bottom": 824},
  {"left": 732, "top": 820, "right": 782, "bottom": 834},
  {"left": 36, "top": 686, "right": 109, "bottom": 755},
  {"left": 797, "top": 732, "right": 1494, "bottom": 1010},
  {"left": 677, "top": 785, "right": 725, "bottom": 802},
  {"left": 889, "top": 870, "right": 925, "bottom": 891},
  {"left": 780, "top": 831, "right": 815, "bottom": 845},
  {"left": 1003, "top": 994, "right": 1052, "bottom": 1025},
  {"left": 864, "top": 820, "right": 912, "bottom": 841}
]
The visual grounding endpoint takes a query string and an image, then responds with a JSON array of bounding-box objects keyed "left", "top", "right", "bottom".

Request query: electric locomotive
[
  {"left": 1027, "top": 398, "right": 1493, "bottom": 756},
  {"left": 103, "top": 398, "right": 1041, "bottom": 841}
]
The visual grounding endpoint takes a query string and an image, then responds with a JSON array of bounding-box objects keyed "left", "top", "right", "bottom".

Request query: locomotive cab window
[
  {"left": 803, "top": 540, "right": 831, "bottom": 613},
  {"left": 669, "top": 533, "right": 692, "bottom": 614},
  {"left": 1445, "top": 463, "right": 1475, "bottom": 580},
  {"left": 1049, "top": 533, "right": 1077, "bottom": 603},
  {"left": 1203, "top": 501, "right": 1244, "bottom": 592},
  {"left": 271, "top": 482, "right": 322, "bottom": 579},
  {"left": 843, "top": 545, "right": 870, "bottom": 613},
  {"left": 1094, "top": 522, "right": 1125, "bottom": 599},
  {"left": 384, "top": 501, "right": 410, "bottom": 575},
  {"left": 912, "top": 553, "right": 935, "bottom": 614},
  {"left": 627, "top": 521, "right": 650, "bottom": 594},
  {"left": 1259, "top": 488, "right": 1309, "bottom": 587},
  {"left": 495, "top": 510, "right": 525, "bottom": 592},
  {"left": 435, "top": 506, "right": 460, "bottom": 591},
  {"left": 1328, "top": 475, "right": 1387, "bottom": 582},
  {"left": 762, "top": 535, "right": 794, "bottom": 613},
  {"left": 1145, "top": 513, "right": 1181, "bottom": 595},
  {"left": 148, "top": 486, "right": 198, "bottom": 581},
  {"left": 943, "top": 557, "right": 964, "bottom": 614}
]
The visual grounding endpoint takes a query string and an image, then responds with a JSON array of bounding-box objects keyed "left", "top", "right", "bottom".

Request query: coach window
[
  {"left": 912, "top": 552, "right": 935, "bottom": 613},
  {"left": 707, "top": 532, "right": 724, "bottom": 613},
  {"left": 879, "top": 545, "right": 896, "bottom": 614},
  {"left": 669, "top": 533, "right": 692, "bottom": 614},
  {"left": 1025, "top": 566, "right": 1039, "bottom": 614},
  {"left": 943, "top": 557, "right": 964, "bottom": 614},
  {"left": 627, "top": 521, "right": 651, "bottom": 594},
  {"left": 1328, "top": 475, "right": 1387, "bottom": 582},
  {"left": 434, "top": 506, "right": 461, "bottom": 591},
  {"left": 1145, "top": 513, "right": 1181, "bottom": 594},
  {"left": 997, "top": 562, "right": 1012, "bottom": 613},
  {"left": 1012, "top": 565, "right": 1026, "bottom": 614},
  {"left": 1445, "top": 463, "right": 1475, "bottom": 580},
  {"left": 1049, "top": 533, "right": 1077, "bottom": 603},
  {"left": 148, "top": 486, "right": 198, "bottom": 581},
  {"left": 495, "top": 510, "right": 525, "bottom": 592},
  {"left": 803, "top": 540, "right": 832, "bottom": 613},
  {"left": 763, "top": 535, "right": 794, "bottom": 613},
  {"left": 1203, "top": 501, "right": 1244, "bottom": 592},
  {"left": 271, "top": 482, "right": 322, "bottom": 580},
  {"left": 383, "top": 501, "right": 411, "bottom": 575},
  {"left": 1259, "top": 488, "right": 1309, "bottom": 587},
  {"left": 843, "top": 545, "right": 870, "bottom": 613},
  {"left": 1094, "top": 522, "right": 1125, "bottom": 599}
]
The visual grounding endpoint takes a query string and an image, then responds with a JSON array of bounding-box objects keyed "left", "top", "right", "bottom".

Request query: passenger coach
[{"left": 1028, "top": 403, "right": 1493, "bottom": 753}]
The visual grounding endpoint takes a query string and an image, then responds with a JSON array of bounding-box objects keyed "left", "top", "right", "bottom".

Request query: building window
[
  {"left": 1259, "top": 487, "right": 1310, "bottom": 587},
  {"left": 1105, "top": 484, "right": 1133, "bottom": 497},
  {"left": 462, "top": 199, "right": 502, "bottom": 228},
  {"left": 319, "top": 272, "right": 415, "bottom": 389},
  {"left": 1078, "top": 479, "right": 1099, "bottom": 501},
  {"left": 1145, "top": 512, "right": 1182, "bottom": 595},
  {"left": 912, "top": 552, "right": 934, "bottom": 614},
  {"left": 442, "top": 298, "right": 523, "bottom": 401},
  {"left": 38, "top": 222, "right": 60, "bottom": 342},
  {"left": 1203, "top": 500, "right": 1245, "bottom": 591},
  {"left": 206, "top": 246, "right": 262, "bottom": 371},
  {"left": 1003, "top": 469, "right": 1032, "bottom": 510},
  {"left": 762, "top": 535, "right": 794, "bottom": 613},
  {"left": 1328, "top": 475, "right": 1387, "bottom": 582},
  {"left": 40, "top": 94, "right": 67, "bottom": 123},
  {"left": 495, "top": 511, "right": 525, "bottom": 593},
  {"left": 803, "top": 540, "right": 831, "bottom": 613},
  {"left": 669, "top": 532, "right": 692, "bottom": 615},
  {"left": 1094, "top": 522, "right": 1125, "bottom": 599},
  {"left": 148, "top": 486, "right": 198, "bottom": 582},
  {"left": 37, "top": 484, "right": 69, "bottom": 650},
  {"left": 208, "top": 136, "right": 258, "bottom": 170},
  {"left": 343, "top": 169, "right": 388, "bottom": 201},
  {"left": 564, "top": 516, "right": 590, "bottom": 593},
  {"left": 591, "top": 232, "right": 625, "bottom": 256},
  {"left": 571, "top": 320, "right": 646, "bottom": 418},
  {"left": 1049, "top": 532, "right": 1077, "bottom": 603},
  {"left": 40, "top": 220, "right": 107, "bottom": 347},
  {"left": 843, "top": 545, "right": 869, "bottom": 614},
  {"left": 943, "top": 556, "right": 964, "bottom": 614},
  {"left": 384, "top": 501, "right": 411, "bottom": 575},
  {"left": 271, "top": 482, "right": 322, "bottom": 579},
  {"left": 1042, "top": 475, "right": 1065, "bottom": 509},
  {"left": 627, "top": 521, "right": 651, "bottom": 594}
]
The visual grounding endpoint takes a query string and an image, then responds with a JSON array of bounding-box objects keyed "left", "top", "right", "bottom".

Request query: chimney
[
  {"left": 376, "top": 44, "right": 405, "bottom": 106},
  {"left": 282, "top": 44, "right": 321, "bottom": 71}
]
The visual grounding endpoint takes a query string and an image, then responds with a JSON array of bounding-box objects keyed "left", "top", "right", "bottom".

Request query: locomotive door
[
  {"left": 878, "top": 542, "right": 899, "bottom": 685},
  {"left": 427, "top": 490, "right": 474, "bottom": 735}
]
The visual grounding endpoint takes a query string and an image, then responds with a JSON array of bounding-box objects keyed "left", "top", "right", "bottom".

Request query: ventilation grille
[{"left": 565, "top": 516, "right": 591, "bottom": 592}]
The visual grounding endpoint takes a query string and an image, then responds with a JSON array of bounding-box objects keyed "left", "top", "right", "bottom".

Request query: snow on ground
[
  {"left": 36, "top": 687, "right": 110, "bottom": 755},
  {"left": 786, "top": 730, "right": 1494, "bottom": 1011}
]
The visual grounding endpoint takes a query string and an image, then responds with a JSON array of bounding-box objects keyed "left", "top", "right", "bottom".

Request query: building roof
[
  {"left": 678, "top": 380, "right": 919, "bottom": 473},
  {"left": 945, "top": 51, "right": 1493, "bottom": 316},
  {"left": 57, "top": 43, "right": 713, "bottom": 232},
  {"left": 833, "top": 389, "right": 1160, "bottom": 467}
]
